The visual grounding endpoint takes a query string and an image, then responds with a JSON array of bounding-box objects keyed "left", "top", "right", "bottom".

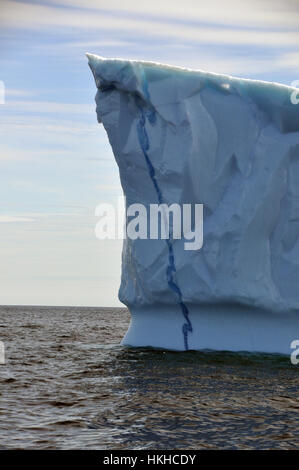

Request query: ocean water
[{"left": 0, "top": 305, "right": 298, "bottom": 450}]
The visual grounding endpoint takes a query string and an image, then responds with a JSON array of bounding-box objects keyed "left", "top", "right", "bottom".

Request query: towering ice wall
[{"left": 87, "top": 54, "right": 299, "bottom": 354}]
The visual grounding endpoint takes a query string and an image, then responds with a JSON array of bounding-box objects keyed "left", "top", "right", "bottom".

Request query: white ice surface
[{"left": 87, "top": 54, "right": 299, "bottom": 354}]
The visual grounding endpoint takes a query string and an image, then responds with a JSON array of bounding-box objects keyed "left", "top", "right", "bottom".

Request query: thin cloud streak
[
  {"left": 4, "top": 100, "right": 93, "bottom": 115},
  {"left": 0, "top": 216, "right": 35, "bottom": 223}
]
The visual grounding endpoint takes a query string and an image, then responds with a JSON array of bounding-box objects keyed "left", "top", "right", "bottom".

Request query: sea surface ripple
[{"left": 0, "top": 305, "right": 298, "bottom": 449}]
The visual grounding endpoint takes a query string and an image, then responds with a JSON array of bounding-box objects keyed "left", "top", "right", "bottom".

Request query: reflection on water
[{"left": 0, "top": 305, "right": 298, "bottom": 449}]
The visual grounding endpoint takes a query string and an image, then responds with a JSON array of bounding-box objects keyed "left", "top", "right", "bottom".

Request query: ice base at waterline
[
  {"left": 123, "top": 305, "right": 299, "bottom": 354},
  {"left": 87, "top": 53, "right": 299, "bottom": 354}
]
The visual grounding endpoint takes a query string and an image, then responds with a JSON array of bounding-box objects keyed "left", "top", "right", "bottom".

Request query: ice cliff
[{"left": 87, "top": 54, "right": 299, "bottom": 354}]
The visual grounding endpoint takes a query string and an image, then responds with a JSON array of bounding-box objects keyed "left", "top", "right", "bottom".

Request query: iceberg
[{"left": 87, "top": 53, "right": 299, "bottom": 354}]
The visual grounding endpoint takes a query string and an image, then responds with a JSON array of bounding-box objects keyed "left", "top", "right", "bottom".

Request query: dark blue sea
[{"left": 0, "top": 305, "right": 298, "bottom": 449}]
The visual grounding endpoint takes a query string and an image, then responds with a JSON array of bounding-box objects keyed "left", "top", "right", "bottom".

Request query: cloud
[
  {"left": 95, "top": 184, "right": 122, "bottom": 192},
  {"left": 4, "top": 89, "right": 35, "bottom": 97},
  {"left": 0, "top": 216, "right": 35, "bottom": 223},
  {"left": 30, "top": 0, "right": 299, "bottom": 29},
  {"left": 1, "top": 1, "right": 298, "bottom": 47},
  {"left": 0, "top": 147, "right": 43, "bottom": 162},
  {"left": 277, "top": 52, "right": 299, "bottom": 72},
  {"left": 5, "top": 100, "right": 92, "bottom": 115}
]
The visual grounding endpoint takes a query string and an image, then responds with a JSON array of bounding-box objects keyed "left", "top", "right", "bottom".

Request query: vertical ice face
[
  {"left": 134, "top": 88, "right": 192, "bottom": 350},
  {"left": 87, "top": 54, "right": 299, "bottom": 353}
]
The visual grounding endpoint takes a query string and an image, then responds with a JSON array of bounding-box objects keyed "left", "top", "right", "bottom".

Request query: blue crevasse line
[{"left": 134, "top": 86, "right": 193, "bottom": 351}]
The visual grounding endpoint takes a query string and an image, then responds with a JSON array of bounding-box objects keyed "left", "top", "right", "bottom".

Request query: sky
[{"left": 0, "top": 0, "right": 298, "bottom": 307}]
